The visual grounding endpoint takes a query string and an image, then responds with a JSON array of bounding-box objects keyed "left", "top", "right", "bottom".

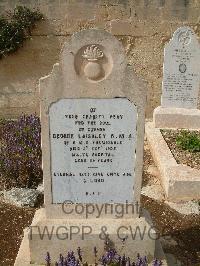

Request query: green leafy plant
[
  {"left": 0, "top": 6, "right": 43, "bottom": 58},
  {"left": 176, "top": 130, "right": 200, "bottom": 152}
]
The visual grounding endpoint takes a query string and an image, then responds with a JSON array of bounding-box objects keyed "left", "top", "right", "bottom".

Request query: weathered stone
[
  {"left": 165, "top": 200, "right": 200, "bottom": 215},
  {"left": 14, "top": 29, "right": 158, "bottom": 266},
  {"left": 39, "top": 29, "right": 147, "bottom": 221},
  {"left": 3, "top": 188, "right": 41, "bottom": 207},
  {"left": 28, "top": 209, "right": 157, "bottom": 264},
  {"left": 36, "top": 183, "right": 44, "bottom": 194},
  {"left": 153, "top": 106, "right": 200, "bottom": 129},
  {"left": 15, "top": 210, "right": 168, "bottom": 266},
  {"left": 110, "top": 19, "right": 134, "bottom": 35},
  {"left": 147, "top": 165, "right": 159, "bottom": 177},
  {"left": 141, "top": 184, "right": 165, "bottom": 201}
]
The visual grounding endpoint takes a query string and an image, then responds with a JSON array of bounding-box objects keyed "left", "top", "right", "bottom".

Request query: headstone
[
  {"left": 153, "top": 26, "right": 200, "bottom": 130},
  {"left": 15, "top": 30, "right": 156, "bottom": 265},
  {"left": 40, "top": 29, "right": 147, "bottom": 219},
  {"left": 162, "top": 26, "right": 200, "bottom": 109}
]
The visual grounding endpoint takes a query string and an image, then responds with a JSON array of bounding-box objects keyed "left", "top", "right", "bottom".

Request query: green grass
[{"left": 176, "top": 130, "right": 200, "bottom": 152}]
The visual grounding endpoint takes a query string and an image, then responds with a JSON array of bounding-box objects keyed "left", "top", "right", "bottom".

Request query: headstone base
[
  {"left": 153, "top": 106, "right": 200, "bottom": 130},
  {"left": 15, "top": 208, "right": 157, "bottom": 265}
]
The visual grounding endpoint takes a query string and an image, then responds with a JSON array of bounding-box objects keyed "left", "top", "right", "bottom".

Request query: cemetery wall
[{"left": 0, "top": 0, "right": 200, "bottom": 118}]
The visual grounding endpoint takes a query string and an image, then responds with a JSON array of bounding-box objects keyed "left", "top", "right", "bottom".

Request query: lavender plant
[
  {"left": 0, "top": 114, "right": 42, "bottom": 188},
  {"left": 45, "top": 252, "right": 51, "bottom": 266},
  {"left": 135, "top": 253, "right": 148, "bottom": 266},
  {"left": 100, "top": 248, "right": 121, "bottom": 265},
  {"left": 51, "top": 251, "right": 80, "bottom": 266},
  {"left": 152, "top": 259, "right": 162, "bottom": 266},
  {"left": 45, "top": 248, "right": 162, "bottom": 266}
]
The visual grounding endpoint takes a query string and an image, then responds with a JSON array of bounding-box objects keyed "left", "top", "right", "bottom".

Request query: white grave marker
[
  {"left": 162, "top": 26, "right": 200, "bottom": 109},
  {"left": 15, "top": 30, "right": 156, "bottom": 265}
]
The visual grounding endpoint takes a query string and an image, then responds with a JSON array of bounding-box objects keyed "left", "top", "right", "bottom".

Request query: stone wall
[{"left": 0, "top": 0, "right": 199, "bottom": 118}]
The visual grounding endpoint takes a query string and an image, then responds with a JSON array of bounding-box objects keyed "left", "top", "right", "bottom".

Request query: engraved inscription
[{"left": 49, "top": 98, "right": 137, "bottom": 204}]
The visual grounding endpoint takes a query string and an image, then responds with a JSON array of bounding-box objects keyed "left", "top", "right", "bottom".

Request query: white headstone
[
  {"left": 38, "top": 29, "right": 146, "bottom": 218},
  {"left": 24, "top": 30, "right": 156, "bottom": 266},
  {"left": 161, "top": 26, "right": 200, "bottom": 109}
]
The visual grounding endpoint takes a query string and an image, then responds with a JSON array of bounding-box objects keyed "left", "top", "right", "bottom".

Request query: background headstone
[{"left": 161, "top": 26, "right": 200, "bottom": 109}]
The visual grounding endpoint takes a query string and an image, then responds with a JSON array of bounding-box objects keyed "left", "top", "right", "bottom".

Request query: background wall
[{"left": 0, "top": 0, "right": 199, "bottom": 118}]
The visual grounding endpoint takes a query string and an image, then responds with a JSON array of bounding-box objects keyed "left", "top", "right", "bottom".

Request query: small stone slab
[
  {"left": 165, "top": 200, "right": 199, "bottom": 215},
  {"left": 153, "top": 106, "right": 200, "bottom": 130},
  {"left": 3, "top": 188, "right": 41, "bottom": 207}
]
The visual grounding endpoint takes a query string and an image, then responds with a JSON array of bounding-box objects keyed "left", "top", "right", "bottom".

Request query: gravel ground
[
  {"left": 142, "top": 140, "right": 200, "bottom": 265},
  {"left": 0, "top": 202, "right": 35, "bottom": 266},
  {"left": 161, "top": 130, "right": 200, "bottom": 170},
  {"left": 142, "top": 195, "right": 200, "bottom": 266}
]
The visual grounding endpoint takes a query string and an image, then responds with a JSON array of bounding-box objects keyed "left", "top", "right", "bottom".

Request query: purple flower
[
  {"left": 64, "top": 250, "right": 79, "bottom": 266},
  {"left": 152, "top": 259, "right": 162, "bottom": 266},
  {"left": 45, "top": 252, "right": 51, "bottom": 266},
  {"left": 45, "top": 248, "right": 162, "bottom": 266},
  {"left": 135, "top": 253, "right": 148, "bottom": 266},
  {"left": 0, "top": 113, "right": 42, "bottom": 188},
  {"left": 100, "top": 248, "right": 122, "bottom": 265},
  {"left": 57, "top": 254, "right": 64, "bottom": 266}
]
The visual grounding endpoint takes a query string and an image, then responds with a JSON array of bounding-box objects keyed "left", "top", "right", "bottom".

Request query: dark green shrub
[
  {"left": 176, "top": 130, "right": 200, "bottom": 152},
  {"left": 0, "top": 114, "right": 42, "bottom": 188},
  {"left": 0, "top": 6, "right": 43, "bottom": 58}
]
